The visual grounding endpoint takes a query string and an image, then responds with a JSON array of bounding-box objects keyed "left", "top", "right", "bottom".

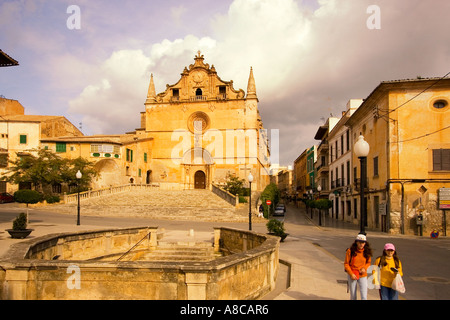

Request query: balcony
[
  {"left": 170, "top": 96, "right": 181, "bottom": 103},
  {"left": 354, "top": 178, "right": 369, "bottom": 192},
  {"left": 317, "top": 140, "right": 329, "bottom": 153},
  {"left": 316, "top": 162, "right": 329, "bottom": 174},
  {"left": 189, "top": 95, "right": 207, "bottom": 102},
  {"left": 216, "top": 94, "right": 227, "bottom": 100}
]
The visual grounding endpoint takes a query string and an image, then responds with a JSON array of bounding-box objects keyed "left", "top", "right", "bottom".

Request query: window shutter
[
  {"left": 443, "top": 149, "right": 450, "bottom": 171},
  {"left": 433, "top": 149, "right": 441, "bottom": 171},
  {"left": 56, "top": 143, "right": 66, "bottom": 153}
]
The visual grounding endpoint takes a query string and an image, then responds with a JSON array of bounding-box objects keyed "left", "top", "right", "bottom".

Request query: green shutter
[
  {"left": 19, "top": 135, "right": 27, "bottom": 144},
  {"left": 56, "top": 143, "right": 67, "bottom": 153}
]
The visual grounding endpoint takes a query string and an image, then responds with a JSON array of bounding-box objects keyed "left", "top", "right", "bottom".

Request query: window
[
  {"left": 433, "top": 149, "right": 450, "bottom": 171},
  {"left": 196, "top": 88, "right": 202, "bottom": 96},
  {"left": 90, "top": 144, "right": 120, "bottom": 154},
  {"left": 346, "top": 161, "right": 350, "bottom": 186},
  {"left": 346, "top": 130, "right": 350, "bottom": 152},
  {"left": 0, "top": 154, "right": 8, "bottom": 168},
  {"left": 144, "top": 153, "right": 148, "bottom": 162},
  {"left": 56, "top": 142, "right": 67, "bottom": 153},
  {"left": 126, "top": 148, "right": 133, "bottom": 162},
  {"left": 433, "top": 100, "right": 448, "bottom": 109},
  {"left": 91, "top": 144, "right": 101, "bottom": 153},
  {"left": 219, "top": 86, "right": 226, "bottom": 99},
  {"left": 373, "top": 156, "right": 379, "bottom": 176},
  {"left": 52, "top": 183, "right": 62, "bottom": 194},
  {"left": 335, "top": 141, "right": 338, "bottom": 159},
  {"left": 19, "top": 134, "right": 27, "bottom": 144}
]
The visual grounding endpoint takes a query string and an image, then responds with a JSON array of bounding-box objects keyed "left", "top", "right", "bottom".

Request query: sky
[{"left": 1, "top": 0, "right": 449, "bottom": 167}]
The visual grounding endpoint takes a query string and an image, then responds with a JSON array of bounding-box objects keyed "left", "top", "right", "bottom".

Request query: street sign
[
  {"left": 438, "top": 188, "right": 450, "bottom": 209},
  {"left": 266, "top": 200, "right": 272, "bottom": 206}
]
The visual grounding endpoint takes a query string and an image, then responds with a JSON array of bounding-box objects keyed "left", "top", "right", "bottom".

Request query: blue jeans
[
  {"left": 348, "top": 275, "right": 368, "bottom": 300},
  {"left": 380, "top": 285, "right": 399, "bottom": 300}
]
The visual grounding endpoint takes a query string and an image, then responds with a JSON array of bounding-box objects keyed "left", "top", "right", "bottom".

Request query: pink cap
[{"left": 384, "top": 243, "right": 395, "bottom": 251}]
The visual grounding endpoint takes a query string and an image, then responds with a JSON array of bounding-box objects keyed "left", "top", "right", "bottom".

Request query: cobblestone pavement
[{"left": 39, "top": 189, "right": 266, "bottom": 223}]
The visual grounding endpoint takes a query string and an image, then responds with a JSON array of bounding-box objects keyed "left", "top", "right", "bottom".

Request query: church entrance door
[{"left": 194, "top": 170, "right": 206, "bottom": 189}]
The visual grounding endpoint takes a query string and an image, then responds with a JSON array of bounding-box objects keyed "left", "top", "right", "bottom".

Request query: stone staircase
[
  {"left": 136, "top": 242, "right": 219, "bottom": 262},
  {"left": 41, "top": 189, "right": 265, "bottom": 223},
  {"left": 111, "top": 229, "right": 219, "bottom": 262}
]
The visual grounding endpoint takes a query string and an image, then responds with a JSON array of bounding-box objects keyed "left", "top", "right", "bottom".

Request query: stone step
[
  {"left": 39, "top": 189, "right": 267, "bottom": 223},
  {"left": 133, "top": 244, "right": 218, "bottom": 262}
]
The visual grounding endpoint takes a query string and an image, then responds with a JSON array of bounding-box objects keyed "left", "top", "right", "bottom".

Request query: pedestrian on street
[
  {"left": 344, "top": 233, "right": 373, "bottom": 300},
  {"left": 373, "top": 243, "right": 403, "bottom": 300}
]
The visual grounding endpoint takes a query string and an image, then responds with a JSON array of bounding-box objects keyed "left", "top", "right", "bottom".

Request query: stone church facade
[
  {"left": 137, "top": 52, "right": 270, "bottom": 191},
  {"left": 27, "top": 52, "right": 270, "bottom": 192}
]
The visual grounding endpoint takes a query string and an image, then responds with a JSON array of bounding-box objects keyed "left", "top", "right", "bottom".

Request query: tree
[
  {"left": 224, "top": 173, "right": 246, "bottom": 196},
  {"left": 260, "top": 183, "right": 281, "bottom": 218},
  {"left": 1, "top": 148, "right": 97, "bottom": 194},
  {"left": 61, "top": 156, "right": 98, "bottom": 192},
  {"left": 13, "top": 189, "right": 43, "bottom": 223}
]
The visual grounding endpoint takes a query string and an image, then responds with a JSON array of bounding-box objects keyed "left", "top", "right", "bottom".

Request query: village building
[
  {"left": 327, "top": 99, "right": 362, "bottom": 221},
  {"left": 293, "top": 149, "right": 307, "bottom": 202},
  {"left": 346, "top": 78, "right": 450, "bottom": 235},
  {"left": 0, "top": 98, "right": 83, "bottom": 193},
  {"left": 314, "top": 117, "right": 339, "bottom": 200}
]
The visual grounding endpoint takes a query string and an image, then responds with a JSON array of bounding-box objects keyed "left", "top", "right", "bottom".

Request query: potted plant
[
  {"left": 266, "top": 219, "right": 288, "bottom": 242},
  {"left": 6, "top": 212, "right": 34, "bottom": 239}
]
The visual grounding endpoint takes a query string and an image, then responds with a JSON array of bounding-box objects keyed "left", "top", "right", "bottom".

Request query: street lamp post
[
  {"left": 248, "top": 173, "right": 253, "bottom": 231},
  {"left": 317, "top": 185, "right": 322, "bottom": 226},
  {"left": 354, "top": 135, "right": 370, "bottom": 235},
  {"left": 76, "top": 170, "right": 82, "bottom": 225}
]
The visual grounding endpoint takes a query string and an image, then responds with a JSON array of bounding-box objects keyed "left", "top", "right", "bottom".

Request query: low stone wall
[
  {"left": 0, "top": 227, "right": 279, "bottom": 300},
  {"left": 212, "top": 183, "right": 239, "bottom": 207}
]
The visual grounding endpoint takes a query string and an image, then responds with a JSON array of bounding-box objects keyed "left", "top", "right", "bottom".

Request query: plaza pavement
[{"left": 0, "top": 190, "right": 380, "bottom": 300}]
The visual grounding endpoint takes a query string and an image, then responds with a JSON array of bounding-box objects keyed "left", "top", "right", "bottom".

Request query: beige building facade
[
  {"left": 0, "top": 98, "right": 83, "bottom": 193},
  {"left": 347, "top": 78, "right": 450, "bottom": 235},
  {"left": 139, "top": 52, "right": 270, "bottom": 191}
]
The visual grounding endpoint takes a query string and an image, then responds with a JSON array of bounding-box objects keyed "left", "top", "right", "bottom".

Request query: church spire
[
  {"left": 246, "top": 67, "right": 257, "bottom": 99},
  {"left": 146, "top": 73, "right": 156, "bottom": 103}
]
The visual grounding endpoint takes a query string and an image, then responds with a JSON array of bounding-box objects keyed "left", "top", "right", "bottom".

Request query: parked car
[
  {"left": 0, "top": 192, "right": 14, "bottom": 203},
  {"left": 273, "top": 204, "right": 286, "bottom": 216}
]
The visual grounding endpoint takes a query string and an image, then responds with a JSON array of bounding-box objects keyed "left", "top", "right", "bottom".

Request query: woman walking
[
  {"left": 374, "top": 243, "right": 403, "bottom": 300},
  {"left": 344, "top": 234, "right": 373, "bottom": 300}
]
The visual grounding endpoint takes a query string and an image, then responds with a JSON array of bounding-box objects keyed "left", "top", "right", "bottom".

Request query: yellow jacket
[{"left": 373, "top": 256, "right": 403, "bottom": 288}]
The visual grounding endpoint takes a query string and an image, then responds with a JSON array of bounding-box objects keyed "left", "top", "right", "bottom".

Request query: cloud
[
  {"left": 68, "top": 49, "right": 153, "bottom": 134},
  {"left": 170, "top": 5, "right": 187, "bottom": 26},
  {"left": 65, "top": 0, "right": 450, "bottom": 166}
]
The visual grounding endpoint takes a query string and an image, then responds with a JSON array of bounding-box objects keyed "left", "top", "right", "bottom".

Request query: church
[
  {"left": 136, "top": 52, "right": 270, "bottom": 191},
  {"left": 33, "top": 52, "right": 271, "bottom": 192}
]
